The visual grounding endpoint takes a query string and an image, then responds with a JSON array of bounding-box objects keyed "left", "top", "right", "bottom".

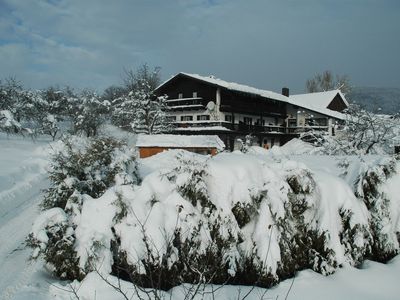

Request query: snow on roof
[
  {"left": 158, "top": 72, "right": 288, "bottom": 102},
  {"left": 290, "top": 90, "right": 349, "bottom": 109},
  {"left": 136, "top": 134, "right": 225, "bottom": 150},
  {"left": 157, "top": 73, "right": 347, "bottom": 120},
  {"left": 288, "top": 90, "right": 348, "bottom": 120}
]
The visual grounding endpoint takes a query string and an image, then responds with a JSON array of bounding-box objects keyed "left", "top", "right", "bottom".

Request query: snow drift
[{"left": 28, "top": 137, "right": 400, "bottom": 289}]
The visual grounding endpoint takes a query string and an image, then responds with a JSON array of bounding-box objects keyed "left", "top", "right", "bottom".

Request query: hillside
[{"left": 348, "top": 87, "right": 400, "bottom": 114}]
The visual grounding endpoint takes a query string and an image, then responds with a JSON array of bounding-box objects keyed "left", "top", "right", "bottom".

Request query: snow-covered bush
[
  {"left": 41, "top": 136, "right": 138, "bottom": 210},
  {"left": 110, "top": 153, "right": 241, "bottom": 289},
  {"left": 27, "top": 136, "right": 139, "bottom": 279},
  {"left": 338, "top": 208, "right": 372, "bottom": 265},
  {"left": 277, "top": 167, "right": 337, "bottom": 278},
  {"left": 237, "top": 134, "right": 254, "bottom": 153},
  {"left": 28, "top": 146, "right": 400, "bottom": 289},
  {"left": 353, "top": 157, "right": 399, "bottom": 261}
]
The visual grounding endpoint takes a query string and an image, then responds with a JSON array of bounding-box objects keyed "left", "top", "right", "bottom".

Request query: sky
[{"left": 0, "top": 0, "right": 399, "bottom": 94}]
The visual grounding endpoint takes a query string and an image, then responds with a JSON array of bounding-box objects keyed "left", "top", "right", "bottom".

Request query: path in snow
[{"left": 0, "top": 135, "right": 53, "bottom": 300}]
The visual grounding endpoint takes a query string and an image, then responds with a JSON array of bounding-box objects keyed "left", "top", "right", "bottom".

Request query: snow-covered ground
[
  {"left": 51, "top": 256, "right": 400, "bottom": 300},
  {"left": 1, "top": 135, "right": 400, "bottom": 299},
  {"left": 0, "top": 134, "right": 57, "bottom": 300}
]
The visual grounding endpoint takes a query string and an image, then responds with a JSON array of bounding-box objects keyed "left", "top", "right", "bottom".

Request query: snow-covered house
[
  {"left": 136, "top": 134, "right": 225, "bottom": 158},
  {"left": 286, "top": 90, "right": 348, "bottom": 136},
  {"left": 155, "top": 73, "right": 348, "bottom": 150}
]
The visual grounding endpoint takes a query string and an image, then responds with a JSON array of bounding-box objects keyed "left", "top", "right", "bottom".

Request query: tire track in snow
[
  {"left": 0, "top": 176, "right": 49, "bottom": 297},
  {"left": 0, "top": 139, "right": 50, "bottom": 299},
  {"left": 0, "top": 188, "right": 44, "bottom": 298}
]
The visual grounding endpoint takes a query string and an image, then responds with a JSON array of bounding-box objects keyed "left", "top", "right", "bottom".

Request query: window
[
  {"left": 193, "top": 92, "right": 198, "bottom": 98},
  {"left": 181, "top": 115, "right": 193, "bottom": 121},
  {"left": 306, "top": 118, "right": 315, "bottom": 126},
  {"left": 197, "top": 115, "right": 210, "bottom": 121},
  {"left": 178, "top": 93, "right": 183, "bottom": 99},
  {"left": 312, "top": 118, "right": 328, "bottom": 126},
  {"left": 243, "top": 117, "right": 252, "bottom": 125},
  {"left": 288, "top": 119, "right": 297, "bottom": 127},
  {"left": 225, "top": 115, "right": 233, "bottom": 122},
  {"left": 256, "top": 119, "right": 265, "bottom": 126}
]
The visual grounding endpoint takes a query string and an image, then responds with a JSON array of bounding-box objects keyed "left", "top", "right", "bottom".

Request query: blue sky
[{"left": 0, "top": 0, "right": 399, "bottom": 93}]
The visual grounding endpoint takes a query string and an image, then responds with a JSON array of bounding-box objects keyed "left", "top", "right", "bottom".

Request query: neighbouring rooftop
[{"left": 136, "top": 134, "right": 226, "bottom": 150}]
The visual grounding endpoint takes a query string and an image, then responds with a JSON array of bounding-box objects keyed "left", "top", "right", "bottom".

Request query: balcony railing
[
  {"left": 169, "top": 120, "right": 330, "bottom": 134},
  {"left": 166, "top": 97, "right": 205, "bottom": 111},
  {"left": 287, "top": 126, "right": 329, "bottom": 134}
]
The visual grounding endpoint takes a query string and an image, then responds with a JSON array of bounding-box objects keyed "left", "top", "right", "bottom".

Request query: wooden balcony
[
  {"left": 166, "top": 97, "right": 205, "bottom": 111},
  {"left": 169, "top": 120, "right": 330, "bottom": 135},
  {"left": 171, "top": 121, "right": 287, "bottom": 134}
]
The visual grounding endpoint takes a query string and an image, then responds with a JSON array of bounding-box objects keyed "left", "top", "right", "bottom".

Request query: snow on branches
[
  {"left": 70, "top": 90, "right": 110, "bottom": 137},
  {"left": 112, "top": 89, "right": 171, "bottom": 134},
  {"left": 300, "top": 104, "right": 400, "bottom": 155},
  {"left": 27, "top": 136, "right": 139, "bottom": 279},
  {"left": 28, "top": 146, "right": 400, "bottom": 289},
  {"left": 0, "top": 109, "right": 23, "bottom": 134},
  {"left": 110, "top": 64, "right": 171, "bottom": 134},
  {"left": 111, "top": 84, "right": 171, "bottom": 134}
]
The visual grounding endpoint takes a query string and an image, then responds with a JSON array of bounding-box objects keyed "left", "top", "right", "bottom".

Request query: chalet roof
[
  {"left": 290, "top": 90, "right": 349, "bottom": 110},
  {"left": 157, "top": 72, "right": 348, "bottom": 120},
  {"left": 159, "top": 72, "right": 288, "bottom": 102},
  {"left": 136, "top": 134, "right": 225, "bottom": 150},
  {"left": 288, "top": 90, "right": 348, "bottom": 120}
]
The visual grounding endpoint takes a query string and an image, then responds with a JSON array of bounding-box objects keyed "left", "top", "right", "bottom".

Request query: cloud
[{"left": 0, "top": 0, "right": 399, "bottom": 92}]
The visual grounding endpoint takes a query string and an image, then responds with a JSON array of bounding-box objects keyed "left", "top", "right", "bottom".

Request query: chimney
[{"left": 282, "top": 87, "right": 289, "bottom": 97}]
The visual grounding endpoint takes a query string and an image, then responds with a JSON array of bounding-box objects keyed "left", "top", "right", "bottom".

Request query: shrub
[
  {"left": 28, "top": 136, "right": 139, "bottom": 280},
  {"left": 41, "top": 136, "right": 138, "bottom": 210}
]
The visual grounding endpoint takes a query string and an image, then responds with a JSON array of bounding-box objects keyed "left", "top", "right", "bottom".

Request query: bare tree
[
  {"left": 123, "top": 63, "right": 161, "bottom": 94},
  {"left": 306, "top": 70, "right": 351, "bottom": 95},
  {"left": 102, "top": 85, "right": 126, "bottom": 101}
]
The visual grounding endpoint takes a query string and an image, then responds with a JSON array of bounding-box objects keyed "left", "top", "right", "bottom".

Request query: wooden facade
[
  {"left": 327, "top": 94, "right": 348, "bottom": 111},
  {"left": 155, "top": 73, "right": 348, "bottom": 151},
  {"left": 157, "top": 75, "right": 216, "bottom": 108},
  {"left": 139, "top": 146, "right": 218, "bottom": 158}
]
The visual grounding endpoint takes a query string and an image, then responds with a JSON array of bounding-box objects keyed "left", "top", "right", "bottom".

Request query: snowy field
[
  {"left": 0, "top": 134, "right": 57, "bottom": 300},
  {"left": 1, "top": 134, "right": 400, "bottom": 299}
]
